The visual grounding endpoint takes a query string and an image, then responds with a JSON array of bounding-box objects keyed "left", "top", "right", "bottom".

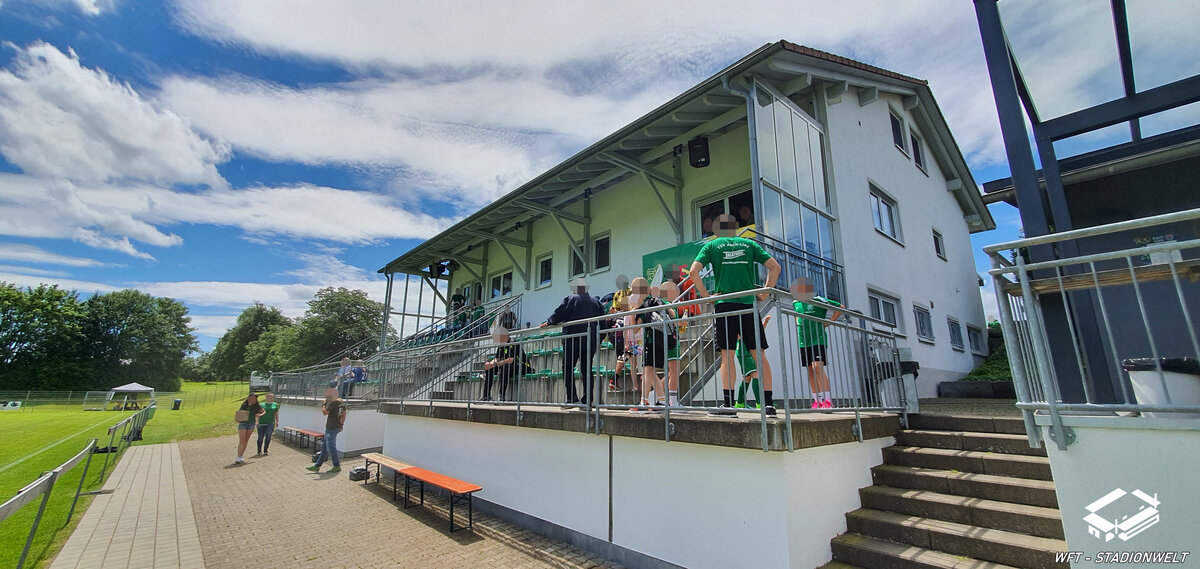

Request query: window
[
  {"left": 914, "top": 305, "right": 934, "bottom": 341},
  {"left": 911, "top": 131, "right": 926, "bottom": 171},
  {"left": 870, "top": 186, "right": 900, "bottom": 240},
  {"left": 490, "top": 271, "right": 513, "bottom": 299},
  {"left": 933, "top": 229, "right": 946, "bottom": 260},
  {"left": 570, "top": 243, "right": 585, "bottom": 277},
  {"left": 536, "top": 254, "right": 552, "bottom": 288},
  {"left": 890, "top": 111, "right": 906, "bottom": 153},
  {"left": 593, "top": 234, "right": 610, "bottom": 272},
  {"left": 948, "top": 317, "right": 964, "bottom": 350},
  {"left": 868, "top": 290, "right": 901, "bottom": 329},
  {"left": 967, "top": 325, "right": 985, "bottom": 354}
]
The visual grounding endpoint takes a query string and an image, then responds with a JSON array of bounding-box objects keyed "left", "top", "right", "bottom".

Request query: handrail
[{"left": 983, "top": 207, "right": 1200, "bottom": 253}]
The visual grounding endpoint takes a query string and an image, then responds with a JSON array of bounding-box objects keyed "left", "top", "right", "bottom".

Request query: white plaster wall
[
  {"left": 783, "top": 437, "right": 892, "bottom": 568},
  {"left": 384, "top": 415, "right": 611, "bottom": 539},
  {"left": 1039, "top": 417, "right": 1200, "bottom": 561},
  {"left": 384, "top": 413, "right": 891, "bottom": 568},
  {"left": 823, "top": 89, "right": 987, "bottom": 394},
  {"left": 279, "top": 403, "right": 385, "bottom": 454}
]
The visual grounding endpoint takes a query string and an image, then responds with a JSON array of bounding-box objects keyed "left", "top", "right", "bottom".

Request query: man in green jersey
[
  {"left": 689, "top": 214, "right": 781, "bottom": 417},
  {"left": 792, "top": 279, "right": 844, "bottom": 409}
]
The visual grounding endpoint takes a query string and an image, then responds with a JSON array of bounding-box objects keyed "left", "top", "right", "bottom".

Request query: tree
[
  {"left": 180, "top": 353, "right": 218, "bottom": 383},
  {"left": 80, "top": 290, "right": 197, "bottom": 391},
  {"left": 242, "top": 323, "right": 303, "bottom": 373},
  {"left": 0, "top": 283, "right": 90, "bottom": 390},
  {"left": 207, "top": 302, "right": 290, "bottom": 380},
  {"left": 291, "top": 287, "right": 391, "bottom": 367}
]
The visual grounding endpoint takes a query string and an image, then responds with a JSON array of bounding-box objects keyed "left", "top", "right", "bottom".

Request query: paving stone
[{"left": 180, "top": 434, "right": 620, "bottom": 569}]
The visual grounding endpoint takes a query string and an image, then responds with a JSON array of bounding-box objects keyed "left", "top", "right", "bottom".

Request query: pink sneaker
[
  {"left": 821, "top": 400, "right": 834, "bottom": 409},
  {"left": 810, "top": 400, "right": 822, "bottom": 409}
]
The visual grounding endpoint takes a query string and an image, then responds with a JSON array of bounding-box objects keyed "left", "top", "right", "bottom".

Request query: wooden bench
[
  {"left": 280, "top": 427, "right": 324, "bottom": 449},
  {"left": 359, "top": 453, "right": 482, "bottom": 532}
]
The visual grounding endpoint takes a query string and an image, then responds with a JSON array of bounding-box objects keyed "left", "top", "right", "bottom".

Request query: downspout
[{"left": 723, "top": 74, "right": 766, "bottom": 242}]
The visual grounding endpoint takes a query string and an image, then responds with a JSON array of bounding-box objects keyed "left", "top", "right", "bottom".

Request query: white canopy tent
[{"left": 106, "top": 382, "right": 155, "bottom": 411}]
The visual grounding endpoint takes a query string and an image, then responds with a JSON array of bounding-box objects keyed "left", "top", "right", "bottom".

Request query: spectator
[
  {"left": 793, "top": 280, "right": 844, "bottom": 409},
  {"left": 331, "top": 357, "right": 353, "bottom": 394},
  {"left": 481, "top": 329, "right": 528, "bottom": 402},
  {"left": 541, "top": 278, "right": 605, "bottom": 407},
  {"left": 255, "top": 393, "right": 280, "bottom": 456},
  {"left": 306, "top": 388, "right": 347, "bottom": 474},
  {"left": 689, "top": 213, "right": 781, "bottom": 417},
  {"left": 234, "top": 393, "right": 264, "bottom": 464}
]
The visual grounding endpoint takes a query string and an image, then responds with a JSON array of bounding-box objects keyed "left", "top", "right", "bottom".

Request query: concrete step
[
  {"left": 831, "top": 533, "right": 1018, "bottom": 569},
  {"left": 871, "top": 464, "right": 1059, "bottom": 508},
  {"left": 845, "top": 508, "right": 1068, "bottom": 569},
  {"left": 897, "top": 430, "right": 1047, "bottom": 457},
  {"left": 859, "top": 486, "right": 1064, "bottom": 540},
  {"left": 430, "top": 390, "right": 455, "bottom": 400},
  {"left": 882, "top": 446, "right": 1053, "bottom": 481},
  {"left": 909, "top": 415, "right": 1026, "bottom": 435}
]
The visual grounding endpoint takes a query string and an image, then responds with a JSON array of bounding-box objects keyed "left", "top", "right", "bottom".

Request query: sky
[{"left": 1, "top": 0, "right": 1198, "bottom": 353}]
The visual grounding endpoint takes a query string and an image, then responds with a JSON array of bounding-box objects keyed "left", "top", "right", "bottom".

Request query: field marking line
[{"left": 0, "top": 414, "right": 127, "bottom": 475}]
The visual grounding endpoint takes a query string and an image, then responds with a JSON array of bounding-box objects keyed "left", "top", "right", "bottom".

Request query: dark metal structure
[{"left": 974, "top": 0, "right": 1200, "bottom": 404}]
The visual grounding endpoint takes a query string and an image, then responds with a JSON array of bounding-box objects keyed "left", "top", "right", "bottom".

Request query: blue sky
[{"left": 2, "top": 0, "right": 1197, "bottom": 352}]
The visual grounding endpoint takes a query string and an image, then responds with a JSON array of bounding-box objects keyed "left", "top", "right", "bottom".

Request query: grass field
[{"left": 0, "top": 382, "right": 248, "bottom": 568}]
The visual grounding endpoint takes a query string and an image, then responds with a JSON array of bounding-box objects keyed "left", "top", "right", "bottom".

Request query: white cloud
[
  {"left": 157, "top": 73, "right": 679, "bottom": 205},
  {"left": 0, "top": 242, "right": 117, "bottom": 267},
  {"left": 187, "top": 314, "right": 240, "bottom": 338},
  {"left": 0, "top": 264, "right": 71, "bottom": 277},
  {"left": 0, "top": 42, "right": 229, "bottom": 187},
  {"left": 0, "top": 175, "right": 455, "bottom": 255}
]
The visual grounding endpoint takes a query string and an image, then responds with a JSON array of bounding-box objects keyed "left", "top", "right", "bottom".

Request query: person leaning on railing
[
  {"left": 689, "top": 213, "right": 782, "bottom": 417},
  {"left": 481, "top": 329, "right": 530, "bottom": 402},
  {"left": 540, "top": 278, "right": 605, "bottom": 407}
]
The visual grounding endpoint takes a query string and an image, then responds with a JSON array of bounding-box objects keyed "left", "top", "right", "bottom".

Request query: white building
[{"left": 379, "top": 41, "right": 995, "bottom": 396}]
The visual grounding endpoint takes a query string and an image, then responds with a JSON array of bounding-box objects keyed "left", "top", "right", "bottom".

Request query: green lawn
[{"left": 0, "top": 382, "right": 247, "bottom": 568}]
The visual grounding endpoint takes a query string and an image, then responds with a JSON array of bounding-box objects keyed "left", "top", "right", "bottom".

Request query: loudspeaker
[{"left": 688, "top": 137, "right": 710, "bottom": 168}]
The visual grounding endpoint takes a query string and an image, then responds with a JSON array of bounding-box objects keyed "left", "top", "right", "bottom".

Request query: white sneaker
[{"left": 234, "top": 456, "right": 244, "bottom": 464}]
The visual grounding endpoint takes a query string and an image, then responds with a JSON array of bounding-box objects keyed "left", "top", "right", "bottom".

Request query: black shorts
[
  {"left": 643, "top": 330, "right": 677, "bottom": 369},
  {"left": 715, "top": 302, "right": 768, "bottom": 351},
  {"left": 799, "top": 345, "right": 827, "bottom": 366}
]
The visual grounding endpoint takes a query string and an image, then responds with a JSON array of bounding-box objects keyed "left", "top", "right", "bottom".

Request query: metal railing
[
  {"left": 378, "top": 288, "right": 906, "bottom": 451},
  {"left": 0, "top": 404, "right": 154, "bottom": 569},
  {"left": 985, "top": 208, "right": 1200, "bottom": 450},
  {"left": 0, "top": 439, "right": 98, "bottom": 569}
]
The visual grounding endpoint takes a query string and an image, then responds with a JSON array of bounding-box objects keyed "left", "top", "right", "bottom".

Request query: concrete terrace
[{"left": 48, "top": 436, "right": 621, "bottom": 569}]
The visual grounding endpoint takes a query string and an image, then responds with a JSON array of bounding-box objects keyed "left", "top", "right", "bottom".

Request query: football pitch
[{"left": 0, "top": 382, "right": 247, "bottom": 568}]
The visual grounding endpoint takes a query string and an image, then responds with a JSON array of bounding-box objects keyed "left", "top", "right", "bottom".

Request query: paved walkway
[
  {"left": 179, "top": 435, "right": 619, "bottom": 569},
  {"left": 50, "top": 443, "right": 205, "bottom": 569}
]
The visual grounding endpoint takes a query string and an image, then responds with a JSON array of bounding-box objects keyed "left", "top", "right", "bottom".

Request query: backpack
[
  {"left": 348, "top": 466, "right": 370, "bottom": 481},
  {"left": 639, "top": 296, "right": 678, "bottom": 342}
]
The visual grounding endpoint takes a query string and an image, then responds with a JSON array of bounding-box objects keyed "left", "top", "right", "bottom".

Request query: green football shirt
[
  {"left": 794, "top": 297, "right": 843, "bottom": 347},
  {"left": 257, "top": 401, "right": 279, "bottom": 425},
  {"left": 693, "top": 237, "right": 771, "bottom": 304}
]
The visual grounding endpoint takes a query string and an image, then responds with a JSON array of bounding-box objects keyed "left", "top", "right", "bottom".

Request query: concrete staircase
[{"left": 823, "top": 415, "right": 1069, "bottom": 569}]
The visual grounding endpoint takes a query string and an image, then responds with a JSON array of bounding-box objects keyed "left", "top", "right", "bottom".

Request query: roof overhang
[{"left": 381, "top": 41, "right": 994, "bottom": 275}]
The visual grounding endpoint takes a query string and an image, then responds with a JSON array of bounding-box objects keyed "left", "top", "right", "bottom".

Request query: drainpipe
[{"left": 722, "top": 74, "right": 766, "bottom": 246}]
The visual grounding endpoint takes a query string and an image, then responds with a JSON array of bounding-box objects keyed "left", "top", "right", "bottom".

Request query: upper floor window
[
  {"left": 870, "top": 186, "right": 900, "bottom": 241},
  {"left": 593, "top": 234, "right": 611, "bottom": 272},
  {"left": 536, "top": 254, "right": 552, "bottom": 288},
  {"left": 933, "top": 229, "right": 946, "bottom": 260},
  {"left": 890, "top": 111, "right": 906, "bottom": 153},
  {"left": 491, "top": 271, "right": 513, "bottom": 299},
  {"left": 911, "top": 130, "right": 926, "bottom": 172}
]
